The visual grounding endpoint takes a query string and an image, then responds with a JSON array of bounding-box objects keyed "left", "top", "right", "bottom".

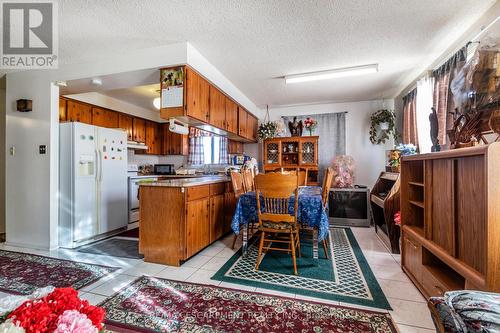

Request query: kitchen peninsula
[{"left": 139, "top": 176, "right": 235, "bottom": 266}]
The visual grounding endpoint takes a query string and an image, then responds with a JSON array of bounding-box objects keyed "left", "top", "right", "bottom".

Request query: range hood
[{"left": 127, "top": 141, "right": 148, "bottom": 150}]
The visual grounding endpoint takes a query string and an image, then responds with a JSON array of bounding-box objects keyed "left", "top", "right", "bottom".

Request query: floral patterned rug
[
  {"left": 0, "top": 250, "right": 118, "bottom": 295},
  {"left": 99, "top": 276, "right": 397, "bottom": 333}
]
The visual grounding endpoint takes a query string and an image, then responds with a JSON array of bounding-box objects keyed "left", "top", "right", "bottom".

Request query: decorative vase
[
  {"left": 380, "top": 122, "right": 389, "bottom": 130},
  {"left": 308, "top": 129, "right": 314, "bottom": 136}
]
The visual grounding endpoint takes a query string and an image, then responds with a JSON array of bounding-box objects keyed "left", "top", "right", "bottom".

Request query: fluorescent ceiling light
[
  {"left": 153, "top": 97, "right": 161, "bottom": 110},
  {"left": 285, "top": 64, "right": 378, "bottom": 84}
]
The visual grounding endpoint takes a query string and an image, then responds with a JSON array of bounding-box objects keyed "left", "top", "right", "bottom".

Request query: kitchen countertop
[
  {"left": 139, "top": 175, "right": 230, "bottom": 187},
  {"left": 129, "top": 174, "right": 225, "bottom": 179}
]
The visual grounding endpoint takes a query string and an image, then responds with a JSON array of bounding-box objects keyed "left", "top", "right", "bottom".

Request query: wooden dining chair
[
  {"left": 254, "top": 173, "right": 301, "bottom": 275},
  {"left": 319, "top": 167, "right": 335, "bottom": 258},
  {"left": 230, "top": 171, "right": 254, "bottom": 249},
  {"left": 242, "top": 168, "right": 255, "bottom": 192},
  {"left": 280, "top": 169, "right": 307, "bottom": 186}
]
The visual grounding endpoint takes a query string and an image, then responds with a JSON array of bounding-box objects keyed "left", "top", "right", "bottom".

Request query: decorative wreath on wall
[{"left": 369, "top": 109, "right": 397, "bottom": 144}]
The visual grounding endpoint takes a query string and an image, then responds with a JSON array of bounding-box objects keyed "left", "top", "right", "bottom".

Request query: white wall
[
  {"left": 267, "top": 100, "right": 395, "bottom": 187},
  {"left": 65, "top": 92, "right": 164, "bottom": 123}
]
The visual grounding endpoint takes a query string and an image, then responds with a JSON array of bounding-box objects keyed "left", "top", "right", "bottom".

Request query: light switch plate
[
  {"left": 39, "top": 145, "right": 47, "bottom": 154},
  {"left": 9, "top": 146, "right": 15, "bottom": 156}
]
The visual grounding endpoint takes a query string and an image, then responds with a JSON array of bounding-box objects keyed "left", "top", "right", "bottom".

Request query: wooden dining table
[{"left": 231, "top": 186, "right": 330, "bottom": 259}]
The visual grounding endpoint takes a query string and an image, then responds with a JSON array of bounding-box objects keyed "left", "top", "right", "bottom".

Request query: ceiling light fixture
[
  {"left": 153, "top": 97, "right": 161, "bottom": 110},
  {"left": 285, "top": 64, "right": 378, "bottom": 84}
]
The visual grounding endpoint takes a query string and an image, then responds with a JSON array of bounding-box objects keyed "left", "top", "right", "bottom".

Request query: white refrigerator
[{"left": 59, "top": 122, "right": 128, "bottom": 248}]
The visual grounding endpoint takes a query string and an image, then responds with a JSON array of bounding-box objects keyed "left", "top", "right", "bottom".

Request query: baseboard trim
[{"left": 0, "top": 233, "right": 5, "bottom": 243}]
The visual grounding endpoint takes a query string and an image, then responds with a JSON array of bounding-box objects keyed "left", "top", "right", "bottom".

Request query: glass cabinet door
[
  {"left": 264, "top": 140, "right": 281, "bottom": 166},
  {"left": 299, "top": 138, "right": 318, "bottom": 165}
]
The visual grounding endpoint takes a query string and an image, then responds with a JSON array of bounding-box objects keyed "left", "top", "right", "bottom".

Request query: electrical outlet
[{"left": 39, "top": 145, "right": 46, "bottom": 154}]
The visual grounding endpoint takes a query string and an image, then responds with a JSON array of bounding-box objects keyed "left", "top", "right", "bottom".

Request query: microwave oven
[{"left": 154, "top": 164, "right": 175, "bottom": 175}]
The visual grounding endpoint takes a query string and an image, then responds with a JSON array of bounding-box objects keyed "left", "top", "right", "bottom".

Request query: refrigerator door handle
[
  {"left": 97, "top": 149, "right": 103, "bottom": 182},
  {"left": 95, "top": 149, "right": 100, "bottom": 180}
]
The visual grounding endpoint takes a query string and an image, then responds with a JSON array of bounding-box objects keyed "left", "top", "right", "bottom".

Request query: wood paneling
[
  {"left": 91, "top": 107, "right": 118, "bottom": 128},
  {"left": 430, "top": 159, "right": 454, "bottom": 254},
  {"left": 210, "top": 194, "right": 225, "bottom": 243},
  {"left": 67, "top": 100, "right": 92, "bottom": 123},
  {"left": 186, "top": 67, "right": 210, "bottom": 122},
  {"left": 186, "top": 198, "right": 210, "bottom": 258},
  {"left": 456, "top": 156, "right": 485, "bottom": 273},
  {"left": 238, "top": 106, "right": 247, "bottom": 138},
  {"left": 118, "top": 113, "right": 133, "bottom": 141},
  {"left": 59, "top": 97, "right": 67, "bottom": 122},
  {"left": 225, "top": 98, "right": 238, "bottom": 134},
  {"left": 209, "top": 86, "right": 226, "bottom": 129},
  {"left": 139, "top": 186, "right": 185, "bottom": 266},
  {"left": 132, "top": 118, "right": 146, "bottom": 143}
]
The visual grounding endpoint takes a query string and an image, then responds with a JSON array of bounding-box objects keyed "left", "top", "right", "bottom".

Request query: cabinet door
[
  {"left": 402, "top": 234, "right": 422, "bottom": 282},
  {"left": 209, "top": 86, "right": 226, "bottom": 129},
  {"left": 144, "top": 121, "right": 161, "bottom": 155},
  {"left": 246, "top": 114, "right": 258, "bottom": 141},
  {"left": 118, "top": 114, "right": 134, "bottom": 141},
  {"left": 210, "top": 194, "right": 225, "bottom": 243},
  {"left": 186, "top": 198, "right": 210, "bottom": 258},
  {"left": 238, "top": 106, "right": 247, "bottom": 138},
  {"left": 67, "top": 100, "right": 92, "bottom": 124},
  {"left": 162, "top": 124, "right": 188, "bottom": 155},
  {"left": 299, "top": 138, "right": 318, "bottom": 165},
  {"left": 133, "top": 118, "right": 146, "bottom": 143},
  {"left": 92, "top": 107, "right": 118, "bottom": 128},
  {"left": 225, "top": 98, "right": 238, "bottom": 134},
  {"left": 59, "top": 97, "right": 67, "bottom": 122},
  {"left": 186, "top": 68, "right": 210, "bottom": 122},
  {"left": 264, "top": 139, "right": 281, "bottom": 166}
]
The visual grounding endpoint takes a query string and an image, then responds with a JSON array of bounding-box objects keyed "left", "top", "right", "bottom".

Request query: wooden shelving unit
[{"left": 401, "top": 143, "right": 500, "bottom": 298}]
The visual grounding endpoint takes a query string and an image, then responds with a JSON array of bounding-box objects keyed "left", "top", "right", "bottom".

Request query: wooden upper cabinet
[
  {"left": 59, "top": 97, "right": 67, "bottom": 122},
  {"left": 238, "top": 106, "right": 247, "bottom": 138},
  {"left": 246, "top": 113, "right": 258, "bottom": 142},
  {"left": 186, "top": 67, "right": 210, "bottom": 122},
  {"left": 67, "top": 100, "right": 92, "bottom": 124},
  {"left": 91, "top": 107, "right": 118, "bottom": 128},
  {"left": 162, "top": 123, "right": 189, "bottom": 156},
  {"left": 133, "top": 118, "right": 146, "bottom": 143},
  {"left": 144, "top": 121, "right": 162, "bottom": 155},
  {"left": 225, "top": 98, "right": 238, "bottom": 134},
  {"left": 118, "top": 114, "right": 134, "bottom": 141},
  {"left": 209, "top": 86, "right": 226, "bottom": 129}
]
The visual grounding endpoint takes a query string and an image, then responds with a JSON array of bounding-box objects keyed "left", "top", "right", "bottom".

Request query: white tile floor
[{"left": 0, "top": 227, "right": 435, "bottom": 332}]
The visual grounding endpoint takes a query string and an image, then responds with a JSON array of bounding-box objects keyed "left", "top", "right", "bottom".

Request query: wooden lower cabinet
[
  {"left": 186, "top": 198, "right": 210, "bottom": 258},
  {"left": 140, "top": 181, "right": 235, "bottom": 266},
  {"left": 210, "top": 194, "right": 225, "bottom": 243},
  {"left": 402, "top": 234, "right": 422, "bottom": 282}
]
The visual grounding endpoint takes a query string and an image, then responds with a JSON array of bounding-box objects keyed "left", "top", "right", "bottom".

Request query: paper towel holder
[{"left": 169, "top": 118, "right": 189, "bottom": 135}]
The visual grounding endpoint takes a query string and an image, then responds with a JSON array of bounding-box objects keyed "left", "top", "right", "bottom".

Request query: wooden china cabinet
[{"left": 263, "top": 137, "right": 319, "bottom": 185}]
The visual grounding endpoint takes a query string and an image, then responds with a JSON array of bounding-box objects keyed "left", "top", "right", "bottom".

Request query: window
[{"left": 202, "top": 136, "right": 222, "bottom": 164}]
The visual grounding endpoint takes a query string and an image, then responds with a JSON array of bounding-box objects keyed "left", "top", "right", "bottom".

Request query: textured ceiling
[
  {"left": 100, "top": 84, "right": 161, "bottom": 110},
  {"left": 30, "top": 1, "right": 500, "bottom": 106}
]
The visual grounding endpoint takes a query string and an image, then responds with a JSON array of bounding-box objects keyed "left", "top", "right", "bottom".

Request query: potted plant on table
[{"left": 369, "top": 109, "right": 397, "bottom": 144}]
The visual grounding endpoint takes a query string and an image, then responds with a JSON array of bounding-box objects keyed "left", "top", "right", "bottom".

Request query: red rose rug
[{"left": 100, "top": 276, "right": 397, "bottom": 333}]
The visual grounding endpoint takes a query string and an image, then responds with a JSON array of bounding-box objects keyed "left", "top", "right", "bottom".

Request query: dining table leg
[
  {"left": 313, "top": 228, "right": 319, "bottom": 260},
  {"left": 242, "top": 224, "right": 248, "bottom": 256}
]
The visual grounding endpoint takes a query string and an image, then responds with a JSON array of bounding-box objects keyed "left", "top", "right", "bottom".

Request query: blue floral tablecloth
[{"left": 231, "top": 186, "right": 329, "bottom": 241}]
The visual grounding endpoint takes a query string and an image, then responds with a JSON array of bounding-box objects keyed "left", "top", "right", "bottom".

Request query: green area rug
[{"left": 212, "top": 227, "right": 391, "bottom": 310}]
